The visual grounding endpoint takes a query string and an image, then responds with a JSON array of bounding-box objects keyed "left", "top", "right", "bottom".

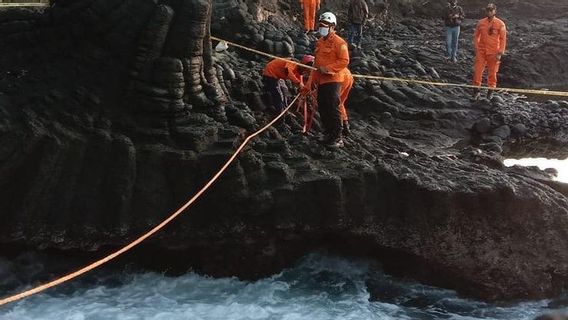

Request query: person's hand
[
  {"left": 318, "top": 66, "right": 332, "bottom": 74},
  {"left": 496, "top": 53, "right": 502, "bottom": 61}
]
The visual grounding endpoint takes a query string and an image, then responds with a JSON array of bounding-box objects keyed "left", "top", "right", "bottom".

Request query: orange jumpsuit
[
  {"left": 300, "top": 0, "right": 320, "bottom": 32},
  {"left": 473, "top": 17, "right": 507, "bottom": 88},
  {"left": 309, "top": 32, "right": 350, "bottom": 139},
  {"left": 340, "top": 69, "right": 354, "bottom": 121}
]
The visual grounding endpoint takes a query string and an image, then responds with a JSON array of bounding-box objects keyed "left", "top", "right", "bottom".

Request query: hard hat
[
  {"left": 301, "top": 55, "right": 315, "bottom": 65},
  {"left": 318, "top": 12, "right": 337, "bottom": 26}
]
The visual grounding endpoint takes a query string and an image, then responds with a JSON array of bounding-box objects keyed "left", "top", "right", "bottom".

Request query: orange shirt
[
  {"left": 262, "top": 59, "right": 303, "bottom": 85},
  {"left": 312, "top": 32, "right": 350, "bottom": 84},
  {"left": 474, "top": 17, "right": 507, "bottom": 55}
]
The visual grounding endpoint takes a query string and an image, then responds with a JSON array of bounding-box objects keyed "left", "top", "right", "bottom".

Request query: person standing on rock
[
  {"left": 444, "top": 0, "right": 464, "bottom": 63},
  {"left": 262, "top": 55, "right": 315, "bottom": 113},
  {"left": 305, "top": 12, "right": 350, "bottom": 147},
  {"left": 300, "top": 0, "right": 320, "bottom": 33},
  {"left": 472, "top": 3, "right": 507, "bottom": 100},
  {"left": 348, "top": 0, "right": 369, "bottom": 50}
]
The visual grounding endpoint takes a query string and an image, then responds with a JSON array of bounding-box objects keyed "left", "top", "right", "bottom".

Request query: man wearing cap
[{"left": 472, "top": 3, "right": 507, "bottom": 100}]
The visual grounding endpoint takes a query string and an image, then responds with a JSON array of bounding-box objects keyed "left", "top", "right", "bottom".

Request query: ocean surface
[{"left": 0, "top": 252, "right": 565, "bottom": 320}]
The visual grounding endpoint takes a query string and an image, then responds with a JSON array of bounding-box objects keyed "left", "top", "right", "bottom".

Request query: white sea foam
[{"left": 0, "top": 254, "right": 563, "bottom": 320}]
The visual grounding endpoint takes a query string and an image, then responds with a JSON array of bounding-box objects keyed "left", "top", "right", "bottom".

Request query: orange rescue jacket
[
  {"left": 312, "top": 32, "right": 350, "bottom": 85},
  {"left": 262, "top": 59, "right": 303, "bottom": 85},
  {"left": 474, "top": 17, "right": 507, "bottom": 55}
]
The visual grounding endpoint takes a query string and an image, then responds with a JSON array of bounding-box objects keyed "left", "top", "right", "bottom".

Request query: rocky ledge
[{"left": 1, "top": 0, "right": 568, "bottom": 301}]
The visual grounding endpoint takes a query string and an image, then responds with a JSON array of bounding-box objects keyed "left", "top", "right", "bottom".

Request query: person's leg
[
  {"left": 263, "top": 76, "right": 284, "bottom": 112},
  {"left": 317, "top": 82, "right": 342, "bottom": 143},
  {"left": 445, "top": 27, "right": 453, "bottom": 58},
  {"left": 348, "top": 24, "right": 356, "bottom": 45},
  {"left": 356, "top": 23, "right": 363, "bottom": 48},
  {"left": 472, "top": 53, "right": 487, "bottom": 99},
  {"left": 306, "top": 1, "right": 316, "bottom": 31},
  {"left": 302, "top": 1, "right": 311, "bottom": 31},
  {"left": 473, "top": 53, "right": 487, "bottom": 87},
  {"left": 339, "top": 77, "right": 353, "bottom": 136},
  {"left": 452, "top": 26, "right": 460, "bottom": 60},
  {"left": 486, "top": 54, "right": 501, "bottom": 88}
]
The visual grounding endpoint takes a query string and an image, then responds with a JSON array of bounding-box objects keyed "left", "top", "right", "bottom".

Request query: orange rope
[{"left": 0, "top": 94, "right": 301, "bottom": 307}]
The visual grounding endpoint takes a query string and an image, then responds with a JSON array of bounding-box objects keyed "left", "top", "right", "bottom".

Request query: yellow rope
[
  {"left": 211, "top": 36, "right": 568, "bottom": 98},
  {"left": 0, "top": 95, "right": 301, "bottom": 307}
]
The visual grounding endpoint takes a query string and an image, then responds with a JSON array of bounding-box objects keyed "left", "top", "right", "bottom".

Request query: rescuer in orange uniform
[
  {"left": 300, "top": 0, "right": 320, "bottom": 32},
  {"left": 472, "top": 3, "right": 507, "bottom": 100},
  {"left": 307, "top": 12, "right": 351, "bottom": 147},
  {"left": 263, "top": 55, "right": 314, "bottom": 113}
]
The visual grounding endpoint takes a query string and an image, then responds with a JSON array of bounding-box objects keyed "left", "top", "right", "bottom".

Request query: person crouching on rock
[
  {"left": 262, "top": 55, "right": 315, "bottom": 114},
  {"left": 472, "top": 3, "right": 507, "bottom": 100},
  {"left": 300, "top": 0, "right": 320, "bottom": 33},
  {"left": 306, "top": 12, "right": 351, "bottom": 148},
  {"left": 444, "top": 0, "right": 464, "bottom": 63}
]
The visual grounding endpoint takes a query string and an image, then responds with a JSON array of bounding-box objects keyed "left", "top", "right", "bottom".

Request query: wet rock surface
[{"left": 1, "top": 0, "right": 568, "bottom": 302}]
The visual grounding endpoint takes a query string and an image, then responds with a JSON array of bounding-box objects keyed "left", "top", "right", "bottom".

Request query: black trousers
[
  {"left": 317, "top": 82, "right": 342, "bottom": 140},
  {"left": 263, "top": 76, "right": 287, "bottom": 112}
]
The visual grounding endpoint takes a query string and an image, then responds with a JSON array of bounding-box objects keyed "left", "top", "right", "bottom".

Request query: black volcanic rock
[{"left": 1, "top": 0, "right": 568, "bottom": 302}]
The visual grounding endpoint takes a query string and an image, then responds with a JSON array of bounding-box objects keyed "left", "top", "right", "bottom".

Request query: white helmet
[{"left": 319, "top": 12, "right": 337, "bottom": 26}]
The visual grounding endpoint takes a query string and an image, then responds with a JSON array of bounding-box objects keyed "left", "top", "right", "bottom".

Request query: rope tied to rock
[
  {"left": 211, "top": 36, "right": 568, "bottom": 98},
  {"left": 0, "top": 94, "right": 301, "bottom": 307}
]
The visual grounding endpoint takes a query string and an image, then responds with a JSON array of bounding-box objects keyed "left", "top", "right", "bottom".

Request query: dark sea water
[{"left": 0, "top": 253, "right": 566, "bottom": 320}]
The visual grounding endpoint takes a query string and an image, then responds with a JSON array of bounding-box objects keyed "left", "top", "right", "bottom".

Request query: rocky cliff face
[{"left": 1, "top": 0, "right": 568, "bottom": 301}]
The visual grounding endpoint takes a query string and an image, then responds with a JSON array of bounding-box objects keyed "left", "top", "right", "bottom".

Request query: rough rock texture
[{"left": 1, "top": 0, "right": 568, "bottom": 302}]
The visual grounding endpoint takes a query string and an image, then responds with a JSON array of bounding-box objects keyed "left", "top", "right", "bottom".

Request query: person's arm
[
  {"left": 459, "top": 6, "right": 465, "bottom": 20},
  {"left": 286, "top": 63, "right": 302, "bottom": 85},
  {"left": 364, "top": 0, "right": 369, "bottom": 21},
  {"left": 473, "top": 21, "right": 481, "bottom": 51},
  {"left": 498, "top": 23, "right": 507, "bottom": 56}
]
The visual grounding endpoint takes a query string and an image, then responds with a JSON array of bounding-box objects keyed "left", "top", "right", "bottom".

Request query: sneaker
[
  {"left": 326, "top": 137, "right": 344, "bottom": 148},
  {"left": 452, "top": 56, "right": 458, "bottom": 63},
  {"left": 342, "top": 120, "right": 350, "bottom": 136}
]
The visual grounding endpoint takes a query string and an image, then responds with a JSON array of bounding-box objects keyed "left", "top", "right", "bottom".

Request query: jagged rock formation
[{"left": 1, "top": 0, "right": 568, "bottom": 302}]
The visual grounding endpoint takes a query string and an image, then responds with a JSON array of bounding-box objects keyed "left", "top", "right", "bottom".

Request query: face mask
[{"left": 318, "top": 26, "right": 330, "bottom": 37}]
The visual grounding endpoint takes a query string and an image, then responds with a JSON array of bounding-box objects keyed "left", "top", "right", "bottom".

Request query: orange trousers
[
  {"left": 339, "top": 75, "right": 354, "bottom": 121},
  {"left": 473, "top": 52, "right": 501, "bottom": 88},
  {"left": 302, "top": 0, "right": 317, "bottom": 31}
]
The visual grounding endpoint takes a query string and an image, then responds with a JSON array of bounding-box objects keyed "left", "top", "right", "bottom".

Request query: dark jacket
[
  {"left": 348, "top": 0, "right": 369, "bottom": 25},
  {"left": 444, "top": 4, "right": 465, "bottom": 27}
]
